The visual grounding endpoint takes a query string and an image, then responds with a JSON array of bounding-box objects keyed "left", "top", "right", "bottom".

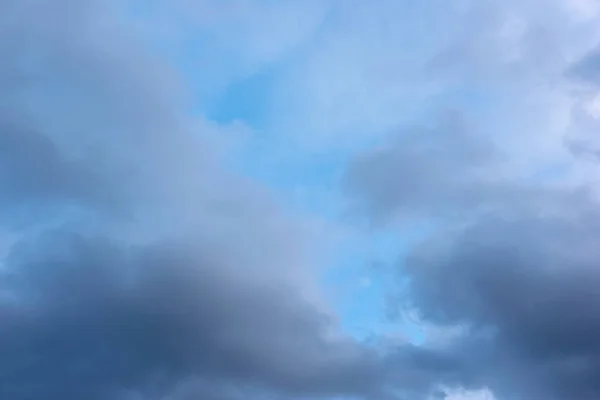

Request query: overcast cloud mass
[{"left": 3, "top": 1, "right": 600, "bottom": 399}]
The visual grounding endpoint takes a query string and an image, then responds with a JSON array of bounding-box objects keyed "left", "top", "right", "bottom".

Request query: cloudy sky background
[{"left": 3, "top": 0, "right": 600, "bottom": 399}]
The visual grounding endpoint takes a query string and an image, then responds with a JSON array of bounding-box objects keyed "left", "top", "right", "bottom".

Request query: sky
[{"left": 3, "top": 0, "right": 600, "bottom": 399}]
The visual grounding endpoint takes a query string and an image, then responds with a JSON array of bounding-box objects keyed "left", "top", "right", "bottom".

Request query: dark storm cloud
[
  {"left": 402, "top": 205, "right": 600, "bottom": 400},
  {"left": 346, "top": 98, "right": 600, "bottom": 399},
  {"left": 0, "top": 1, "right": 393, "bottom": 399},
  {"left": 0, "top": 231, "right": 383, "bottom": 400}
]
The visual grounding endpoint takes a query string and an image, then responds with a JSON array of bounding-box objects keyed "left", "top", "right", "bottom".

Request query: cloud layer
[{"left": 5, "top": 0, "right": 600, "bottom": 400}]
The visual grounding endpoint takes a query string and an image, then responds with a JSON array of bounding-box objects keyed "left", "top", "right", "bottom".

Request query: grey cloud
[
  {"left": 345, "top": 112, "right": 517, "bottom": 223},
  {"left": 567, "top": 44, "right": 600, "bottom": 86},
  {"left": 346, "top": 105, "right": 600, "bottom": 399},
  {"left": 400, "top": 205, "right": 600, "bottom": 400},
  {"left": 0, "top": 116, "right": 114, "bottom": 209},
  {"left": 0, "top": 0, "right": 187, "bottom": 218},
  {"left": 0, "top": 231, "right": 383, "bottom": 400}
]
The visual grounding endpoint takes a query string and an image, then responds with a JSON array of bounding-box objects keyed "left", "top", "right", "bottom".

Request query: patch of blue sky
[
  {"left": 207, "top": 66, "right": 276, "bottom": 129},
  {"left": 329, "top": 223, "right": 432, "bottom": 344},
  {"left": 185, "top": 50, "right": 348, "bottom": 214},
  {"left": 325, "top": 229, "right": 403, "bottom": 340}
]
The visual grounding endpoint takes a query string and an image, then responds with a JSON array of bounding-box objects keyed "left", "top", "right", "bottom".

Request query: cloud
[
  {"left": 224, "top": 0, "right": 600, "bottom": 150},
  {"left": 0, "top": 1, "right": 390, "bottom": 399},
  {"left": 1, "top": 231, "right": 384, "bottom": 400},
  {"left": 344, "top": 36, "right": 600, "bottom": 398},
  {"left": 8, "top": 0, "right": 600, "bottom": 399},
  {"left": 344, "top": 112, "right": 503, "bottom": 222},
  {"left": 396, "top": 196, "right": 600, "bottom": 399}
]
